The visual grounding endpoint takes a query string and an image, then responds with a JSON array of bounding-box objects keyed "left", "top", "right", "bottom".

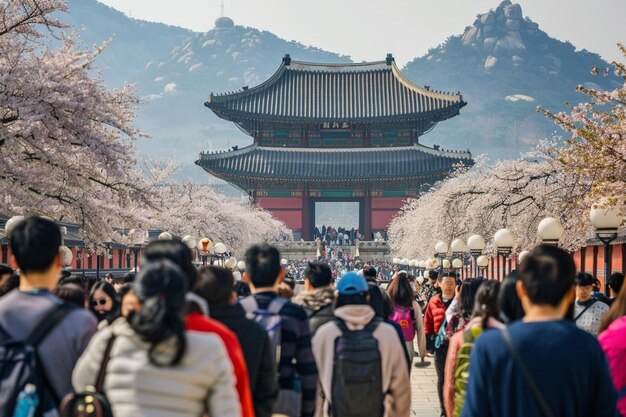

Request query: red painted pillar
[
  {"left": 363, "top": 195, "right": 372, "bottom": 240},
  {"left": 302, "top": 194, "right": 311, "bottom": 241}
]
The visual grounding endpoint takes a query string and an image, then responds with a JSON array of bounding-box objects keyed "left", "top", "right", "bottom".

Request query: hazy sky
[{"left": 98, "top": 0, "right": 625, "bottom": 66}]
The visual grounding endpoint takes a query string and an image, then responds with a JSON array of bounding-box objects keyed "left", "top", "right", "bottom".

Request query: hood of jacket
[
  {"left": 333, "top": 305, "right": 376, "bottom": 330},
  {"left": 293, "top": 286, "right": 335, "bottom": 312}
]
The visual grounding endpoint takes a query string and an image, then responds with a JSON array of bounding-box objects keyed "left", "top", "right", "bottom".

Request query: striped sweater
[{"left": 252, "top": 292, "right": 318, "bottom": 417}]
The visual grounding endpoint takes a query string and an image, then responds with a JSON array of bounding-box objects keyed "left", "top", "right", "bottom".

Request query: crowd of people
[
  {"left": 0, "top": 216, "right": 625, "bottom": 417},
  {"left": 284, "top": 257, "right": 398, "bottom": 282},
  {"left": 313, "top": 225, "right": 388, "bottom": 245}
]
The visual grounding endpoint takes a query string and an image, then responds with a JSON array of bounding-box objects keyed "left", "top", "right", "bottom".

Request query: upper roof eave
[
  {"left": 206, "top": 100, "right": 466, "bottom": 124},
  {"left": 206, "top": 58, "right": 464, "bottom": 106}
]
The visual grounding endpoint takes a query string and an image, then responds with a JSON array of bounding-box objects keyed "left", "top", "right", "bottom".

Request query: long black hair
[
  {"left": 471, "top": 280, "right": 501, "bottom": 329},
  {"left": 498, "top": 270, "right": 525, "bottom": 324},
  {"left": 142, "top": 240, "right": 197, "bottom": 289},
  {"left": 460, "top": 278, "right": 484, "bottom": 318},
  {"left": 386, "top": 271, "right": 414, "bottom": 308},
  {"left": 128, "top": 260, "right": 188, "bottom": 366}
]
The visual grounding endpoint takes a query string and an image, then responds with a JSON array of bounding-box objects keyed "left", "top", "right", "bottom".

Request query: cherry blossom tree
[
  {"left": 388, "top": 150, "right": 591, "bottom": 259},
  {"left": 1, "top": 0, "right": 152, "bottom": 243},
  {"left": 143, "top": 161, "right": 291, "bottom": 256},
  {"left": 539, "top": 43, "right": 626, "bottom": 208},
  {"left": 390, "top": 46, "right": 626, "bottom": 259}
]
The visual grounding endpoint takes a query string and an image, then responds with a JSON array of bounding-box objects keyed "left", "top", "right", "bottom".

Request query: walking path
[{"left": 411, "top": 358, "right": 441, "bottom": 417}]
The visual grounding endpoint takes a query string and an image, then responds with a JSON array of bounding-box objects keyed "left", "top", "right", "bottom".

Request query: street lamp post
[
  {"left": 494, "top": 228, "right": 515, "bottom": 281},
  {"left": 452, "top": 258, "right": 463, "bottom": 279},
  {"left": 518, "top": 250, "right": 530, "bottom": 264},
  {"left": 129, "top": 229, "right": 146, "bottom": 273},
  {"left": 198, "top": 238, "right": 212, "bottom": 266},
  {"left": 182, "top": 235, "right": 197, "bottom": 263},
  {"left": 537, "top": 217, "right": 564, "bottom": 245},
  {"left": 476, "top": 255, "right": 489, "bottom": 277},
  {"left": 467, "top": 234, "right": 486, "bottom": 278},
  {"left": 213, "top": 242, "right": 228, "bottom": 267},
  {"left": 590, "top": 207, "right": 623, "bottom": 296},
  {"left": 451, "top": 238, "right": 467, "bottom": 279},
  {"left": 435, "top": 241, "right": 448, "bottom": 275}
]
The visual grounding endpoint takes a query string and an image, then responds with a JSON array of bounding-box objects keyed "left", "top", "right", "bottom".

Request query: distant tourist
[
  {"left": 293, "top": 261, "right": 335, "bottom": 335},
  {"left": 574, "top": 272, "right": 609, "bottom": 336}
]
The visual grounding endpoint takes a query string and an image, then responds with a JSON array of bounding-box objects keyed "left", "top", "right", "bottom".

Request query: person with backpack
[
  {"left": 574, "top": 272, "right": 610, "bottom": 336},
  {"left": 72, "top": 260, "right": 241, "bottom": 417},
  {"left": 425, "top": 271, "right": 457, "bottom": 416},
  {"left": 194, "top": 265, "right": 278, "bottom": 417},
  {"left": 241, "top": 244, "right": 318, "bottom": 417},
  {"left": 386, "top": 271, "right": 426, "bottom": 365},
  {"left": 293, "top": 262, "right": 335, "bottom": 335},
  {"left": 311, "top": 272, "right": 410, "bottom": 417},
  {"left": 443, "top": 280, "right": 502, "bottom": 417},
  {"left": 461, "top": 245, "right": 618, "bottom": 417},
  {"left": 0, "top": 217, "right": 98, "bottom": 416}
]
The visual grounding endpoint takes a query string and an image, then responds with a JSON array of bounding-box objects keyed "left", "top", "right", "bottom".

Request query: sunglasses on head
[{"left": 92, "top": 299, "right": 107, "bottom": 306}]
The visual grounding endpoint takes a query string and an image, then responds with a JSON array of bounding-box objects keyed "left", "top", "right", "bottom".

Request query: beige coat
[
  {"left": 72, "top": 318, "right": 241, "bottom": 417},
  {"left": 312, "top": 305, "right": 411, "bottom": 417}
]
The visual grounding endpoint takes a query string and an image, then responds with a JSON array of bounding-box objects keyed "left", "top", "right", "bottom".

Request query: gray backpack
[
  {"left": 239, "top": 296, "right": 288, "bottom": 366},
  {"left": 240, "top": 296, "right": 301, "bottom": 417}
]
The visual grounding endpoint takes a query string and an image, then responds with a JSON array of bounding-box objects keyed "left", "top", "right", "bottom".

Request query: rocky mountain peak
[{"left": 461, "top": 1, "right": 540, "bottom": 70}]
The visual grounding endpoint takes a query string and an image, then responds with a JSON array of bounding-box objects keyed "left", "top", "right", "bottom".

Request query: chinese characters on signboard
[{"left": 321, "top": 122, "right": 350, "bottom": 129}]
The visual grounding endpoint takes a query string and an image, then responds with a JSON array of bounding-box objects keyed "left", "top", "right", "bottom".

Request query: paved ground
[{"left": 410, "top": 357, "right": 442, "bottom": 417}]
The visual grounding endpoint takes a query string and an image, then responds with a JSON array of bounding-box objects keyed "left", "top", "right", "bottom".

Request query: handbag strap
[
  {"left": 95, "top": 335, "right": 117, "bottom": 392},
  {"left": 501, "top": 328, "right": 555, "bottom": 417},
  {"left": 573, "top": 300, "right": 596, "bottom": 322}
]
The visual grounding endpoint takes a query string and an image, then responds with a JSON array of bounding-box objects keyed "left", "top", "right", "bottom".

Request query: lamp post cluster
[
  {"left": 389, "top": 209, "right": 623, "bottom": 282},
  {"left": 180, "top": 235, "right": 235, "bottom": 268}
]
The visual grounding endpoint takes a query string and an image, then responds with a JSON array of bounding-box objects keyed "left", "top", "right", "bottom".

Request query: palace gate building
[{"left": 197, "top": 54, "right": 472, "bottom": 240}]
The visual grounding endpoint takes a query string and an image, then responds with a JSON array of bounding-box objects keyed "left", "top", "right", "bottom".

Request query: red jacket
[
  {"left": 424, "top": 295, "right": 449, "bottom": 336},
  {"left": 186, "top": 312, "right": 255, "bottom": 417}
]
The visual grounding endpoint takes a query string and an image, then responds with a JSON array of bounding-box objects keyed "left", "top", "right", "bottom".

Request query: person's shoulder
[
  {"left": 63, "top": 305, "right": 98, "bottom": 328},
  {"left": 281, "top": 300, "right": 309, "bottom": 320},
  {"left": 188, "top": 313, "right": 237, "bottom": 340},
  {"left": 593, "top": 299, "right": 610, "bottom": 312},
  {"left": 186, "top": 330, "right": 231, "bottom": 360}
]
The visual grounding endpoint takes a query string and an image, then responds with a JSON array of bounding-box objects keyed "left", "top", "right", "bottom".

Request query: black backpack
[
  {"left": 330, "top": 318, "right": 384, "bottom": 417},
  {"left": 0, "top": 304, "right": 73, "bottom": 417}
]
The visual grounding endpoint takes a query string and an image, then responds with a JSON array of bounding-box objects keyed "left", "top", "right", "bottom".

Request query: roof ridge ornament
[
  {"left": 283, "top": 54, "right": 291, "bottom": 66},
  {"left": 386, "top": 53, "right": 394, "bottom": 65}
]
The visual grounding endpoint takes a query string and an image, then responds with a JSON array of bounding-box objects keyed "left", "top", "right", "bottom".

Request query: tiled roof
[
  {"left": 206, "top": 55, "right": 465, "bottom": 123},
  {"left": 196, "top": 144, "right": 471, "bottom": 182}
]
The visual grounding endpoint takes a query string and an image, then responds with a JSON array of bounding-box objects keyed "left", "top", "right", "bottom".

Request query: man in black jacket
[
  {"left": 194, "top": 266, "right": 278, "bottom": 417},
  {"left": 293, "top": 261, "right": 335, "bottom": 335}
]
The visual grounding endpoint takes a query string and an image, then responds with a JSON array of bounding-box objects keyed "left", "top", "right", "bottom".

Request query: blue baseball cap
[{"left": 337, "top": 272, "right": 369, "bottom": 295}]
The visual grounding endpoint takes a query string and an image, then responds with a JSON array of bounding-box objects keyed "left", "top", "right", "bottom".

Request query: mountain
[
  {"left": 61, "top": 0, "right": 192, "bottom": 88},
  {"left": 61, "top": 1, "right": 350, "bottom": 180},
  {"left": 61, "top": 0, "right": 620, "bottom": 180},
  {"left": 402, "top": 0, "right": 621, "bottom": 160}
]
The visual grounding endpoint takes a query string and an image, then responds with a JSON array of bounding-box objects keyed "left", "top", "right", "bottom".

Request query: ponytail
[{"left": 130, "top": 260, "right": 188, "bottom": 366}]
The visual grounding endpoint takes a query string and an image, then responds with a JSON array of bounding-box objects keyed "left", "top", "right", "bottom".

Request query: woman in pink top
[{"left": 598, "top": 282, "right": 626, "bottom": 416}]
